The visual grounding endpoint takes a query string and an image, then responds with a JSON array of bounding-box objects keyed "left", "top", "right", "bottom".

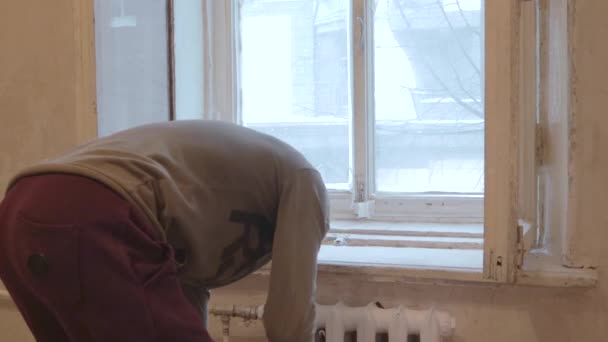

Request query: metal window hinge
[
  {"left": 355, "top": 180, "right": 368, "bottom": 203},
  {"left": 484, "top": 250, "right": 503, "bottom": 281},
  {"left": 535, "top": 123, "right": 544, "bottom": 167}
]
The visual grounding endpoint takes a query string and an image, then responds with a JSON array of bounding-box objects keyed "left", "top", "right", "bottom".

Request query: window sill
[
  {"left": 254, "top": 219, "right": 598, "bottom": 288},
  {"left": 255, "top": 246, "right": 597, "bottom": 288},
  {"left": 317, "top": 246, "right": 486, "bottom": 285}
]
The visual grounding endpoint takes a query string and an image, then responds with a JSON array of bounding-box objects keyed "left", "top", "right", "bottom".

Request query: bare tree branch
[
  {"left": 393, "top": 0, "right": 484, "bottom": 119},
  {"left": 435, "top": 0, "right": 481, "bottom": 76},
  {"left": 455, "top": 0, "right": 481, "bottom": 38}
]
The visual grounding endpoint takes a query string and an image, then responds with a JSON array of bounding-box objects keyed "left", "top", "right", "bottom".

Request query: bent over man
[{"left": 0, "top": 120, "right": 329, "bottom": 342}]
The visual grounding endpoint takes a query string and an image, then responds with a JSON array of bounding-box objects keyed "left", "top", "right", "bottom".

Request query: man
[{"left": 0, "top": 120, "right": 329, "bottom": 342}]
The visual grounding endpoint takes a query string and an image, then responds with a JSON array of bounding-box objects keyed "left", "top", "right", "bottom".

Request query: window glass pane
[
  {"left": 374, "top": 0, "right": 484, "bottom": 193},
  {"left": 174, "top": 0, "right": 204, "bottom": 120},
  {"left": 94, "top": 0, "right": 170, "bottom": 136},
  {"left": 240, "top": 0, "right": 351, "bottom": 189}
]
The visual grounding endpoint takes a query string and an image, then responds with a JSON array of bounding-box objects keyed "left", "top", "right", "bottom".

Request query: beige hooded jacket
[{"left": 8, "top": 120, "right": 330, "bottom": 342}]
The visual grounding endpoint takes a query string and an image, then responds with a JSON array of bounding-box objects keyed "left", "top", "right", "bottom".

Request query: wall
[
  {"left": 95, "top": 0, "right": 171, "bottom": 136},
  {"left": 0, "top": 0, "right": 95, "bottom": 193},
  {"left": 0, "top": 1, "right": 607, "bottom": 342},
  {"left": 0, "top": 0, "right": 95, "bottom": 340}
]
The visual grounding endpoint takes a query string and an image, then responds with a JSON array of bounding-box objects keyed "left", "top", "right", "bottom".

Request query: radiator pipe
[
  {"left": 209, "top": 305, "right": 265, "bottom": 342},
  {"left": 209, "top": 304, "right": 264, "bottom": 320}
]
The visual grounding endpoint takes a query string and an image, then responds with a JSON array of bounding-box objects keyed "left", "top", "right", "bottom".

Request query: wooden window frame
[{"left": 83, "top": 0, "right": 597, "bottom": 287}]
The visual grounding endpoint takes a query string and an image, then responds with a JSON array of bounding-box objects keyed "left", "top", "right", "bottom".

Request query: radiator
[{"left": 209, "top": 302, "right": 455, "bottom": 342}]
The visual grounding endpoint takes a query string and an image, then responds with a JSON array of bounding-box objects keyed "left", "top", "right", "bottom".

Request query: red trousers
[{"left": 0, "top": 174, "right": 213, "bottom": 342}]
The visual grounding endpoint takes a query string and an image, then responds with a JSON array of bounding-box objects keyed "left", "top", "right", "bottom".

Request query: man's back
[{"left": 10, "top": 120, "right": 318, "bottom": 284}]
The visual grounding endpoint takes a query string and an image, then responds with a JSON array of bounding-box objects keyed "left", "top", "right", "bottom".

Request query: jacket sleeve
[{"left": 263, "top": 169, "right": 330, "bottom": 342}]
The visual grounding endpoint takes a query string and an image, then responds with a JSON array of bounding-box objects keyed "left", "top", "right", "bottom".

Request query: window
[
  {"left": 92, "top": 0, "right": 597, "bottom": 286},
  {"left": 235, "top": 0, "right": 487, "bottom": 277},
  {"left": 238, "top": 0, "right": 485, "bottom": 223},
  {"left": 94, "top": 0, "right": 172, "bottom": 136}
]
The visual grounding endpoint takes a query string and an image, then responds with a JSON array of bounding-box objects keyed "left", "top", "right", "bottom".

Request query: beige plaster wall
[{"left": 0, "top": 0, "right": 93, "bottom": 193}]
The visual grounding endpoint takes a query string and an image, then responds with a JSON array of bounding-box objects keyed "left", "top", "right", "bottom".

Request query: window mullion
[
  {"left": 351, "top": 0, "right": 374, "bottom": 209},
  {"left": 518, "top": 0, "right": 540, "bottom": 251},
  {"left": 483, "top": 0, "right": 521, "bottom": 283},
  {"left": 205, "top": 0, "right": 239, "bottom": 123}
]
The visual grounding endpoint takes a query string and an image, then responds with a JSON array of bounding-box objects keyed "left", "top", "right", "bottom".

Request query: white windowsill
[
  {"left": 313, "top": 248, "right": 596, "bottom": 288},
  {"left": 254, "top": 220, "right": 597, "bottom": 288},
  {"left": 317, "top": 246, "right": 486, "bottom": 284},
  {"left": 318, "top": 219, "right": 485, "bottom": 285}
]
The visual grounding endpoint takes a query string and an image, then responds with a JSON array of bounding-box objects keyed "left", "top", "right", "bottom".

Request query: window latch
[{"left": 354, "top": 180, "right": 374, "bottom": 218}]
